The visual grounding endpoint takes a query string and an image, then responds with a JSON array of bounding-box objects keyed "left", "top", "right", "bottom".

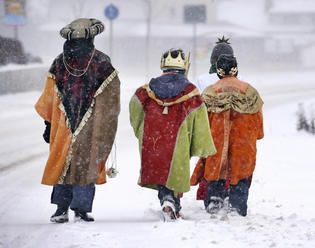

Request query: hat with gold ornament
[
  {"left": 60, "top": 18, "right": 104, "bottom": 40},
  {"left": 216, "top": 54, "right": 238, "bottom": 79}
]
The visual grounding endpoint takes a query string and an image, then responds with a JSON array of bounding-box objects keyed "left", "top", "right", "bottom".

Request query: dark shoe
[
  {"left": 50, "top": 206, "right": 69, "bottom": 223},
  {"left": 228, "top": 206, "right": 247, "bottom": 217},
  {"left": 74, "top": 209, "right": 94, "bottom": 222}
]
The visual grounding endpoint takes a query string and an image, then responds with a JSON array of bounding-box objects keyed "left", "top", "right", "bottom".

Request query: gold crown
[{"left": 160, "top": 49, "right": 190, "bottom": 73}]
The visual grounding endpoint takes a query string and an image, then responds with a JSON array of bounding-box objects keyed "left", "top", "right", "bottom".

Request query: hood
[{"left": 149, "top": 73, "right": 190, "bottom": 99}]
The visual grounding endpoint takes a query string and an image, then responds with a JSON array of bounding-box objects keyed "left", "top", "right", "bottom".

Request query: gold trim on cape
[
  {"left": 202, "top": 84, "right": 263, "bottom": 114},
  {"left": 47, "top": 72, "right": 56, "bottom": 80},
  {"left": 142, "top": 84, "right": 200, "bottom": 110},
  {"left": 55, "top": 69, "right": 119, "bottom": 183}
]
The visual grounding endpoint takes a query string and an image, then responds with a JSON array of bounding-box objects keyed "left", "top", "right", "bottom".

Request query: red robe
[{"left": 135, "top": 84, "right": 204, "bottom": 187}]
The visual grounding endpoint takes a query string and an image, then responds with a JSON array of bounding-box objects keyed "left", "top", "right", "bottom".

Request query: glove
[{"left": 43, "top": 121, "right": 51, "bottom": 143}]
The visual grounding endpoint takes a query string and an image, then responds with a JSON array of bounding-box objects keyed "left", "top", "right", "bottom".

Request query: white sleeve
[
  {"left": 194, "top": 77, "right": 203, "bottom": 93},
  {"left": 194, "top": 74, "right": 218, "bottom": 94}
]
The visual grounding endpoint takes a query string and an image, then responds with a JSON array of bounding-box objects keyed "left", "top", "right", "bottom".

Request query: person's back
[
  {"left": 193, "top": 36, "right": 238, "bottom": 204},
  {"left": 35, "top": 18, "right": 120, "bottom": 223},
  {"left": 202, "top": 76, "right": 264, "bottom": 186},
  {"left": 129, "top": 48, "right": 216, "bottom": 221},
  {"left": 191, "top": 54, "right": 263, "bottom": 217}
]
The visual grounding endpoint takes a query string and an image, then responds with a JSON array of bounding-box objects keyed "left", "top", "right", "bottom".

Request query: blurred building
[
  {"left": 265, "top": 0, "right": 315, "bottom": 67},
  {"left": 0, "top": 0, "right": 314, "bottom": 78},
  {"left": 149, "top": 0, "right": 217, "bottom": 24}
]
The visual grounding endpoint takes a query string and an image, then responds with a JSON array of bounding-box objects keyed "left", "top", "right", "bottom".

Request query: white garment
[
  {"left": 194, "top": 73, "right": 219, "bottom": 94},
  {"left": 194, "top": 73, "right": 243, "bottom": 94}
]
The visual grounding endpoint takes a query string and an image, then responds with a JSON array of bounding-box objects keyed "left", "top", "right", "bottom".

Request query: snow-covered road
[{"left": 0, "top": 71, "right": 315, "bottom": 248}]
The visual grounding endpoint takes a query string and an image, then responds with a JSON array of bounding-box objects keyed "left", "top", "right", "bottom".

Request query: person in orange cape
[
  {"left": 190, "top": 54, "right": 264, "bottom": 216},
  {"left": 194, "top": 36, "right": 235, "bottom": 205},
  {"left": 35, "top": 18, "right": 120, "bottom": 223}
]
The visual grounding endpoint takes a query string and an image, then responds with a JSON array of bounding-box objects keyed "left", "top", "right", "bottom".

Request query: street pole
[
  {"left": 14, "top": 26, "right": 18, "bottom": 40},
  {"left": 184, "top": 5, "right": 206, "bottom": 80},
  {"left": 145, "top": 0, "right": 151, "bottom": 82},
  {"left": 104, "top": 4, "right": 119, "bottom": 60},
  {"left": 109, "top": 20, "right": 113, "bottom": 59}
]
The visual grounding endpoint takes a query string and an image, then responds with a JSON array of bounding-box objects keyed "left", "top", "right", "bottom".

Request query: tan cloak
[{"left": 35, "top": 71, "right": 120, "bottom": 186}]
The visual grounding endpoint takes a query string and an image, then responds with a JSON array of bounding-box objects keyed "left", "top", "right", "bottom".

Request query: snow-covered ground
[{"left": 0, "top": 71, "right": 315, "bottom": 248}]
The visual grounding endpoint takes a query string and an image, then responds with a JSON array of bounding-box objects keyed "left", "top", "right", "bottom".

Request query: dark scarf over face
[
  {"left": 49, "top": 39, "right": 114, "bottom": 133},
  {"left": 149, "top": 73, "right": 190, "bottom": 99},
  {"left": 63, "top": 38, "right": 94, "bottom": 58}
]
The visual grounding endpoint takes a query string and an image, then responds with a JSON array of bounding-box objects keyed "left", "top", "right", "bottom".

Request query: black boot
[
  {"left": 50, "top": 205, "right": 69, "bottom": 223},
  {"left": 73, "top": 208, "right": 94, "bottom": 222}
]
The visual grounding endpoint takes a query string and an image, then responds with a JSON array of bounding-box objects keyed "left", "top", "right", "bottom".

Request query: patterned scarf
[{"left": 49, "top": 48, "right": 114, "bottom": 133}]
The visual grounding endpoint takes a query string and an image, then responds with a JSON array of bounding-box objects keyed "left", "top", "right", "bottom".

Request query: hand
[{"left": 43, "top": 121, "right": 51, "bottom": 143}]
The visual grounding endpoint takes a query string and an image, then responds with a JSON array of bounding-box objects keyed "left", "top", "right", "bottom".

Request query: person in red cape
[{"left": 129, "top": 48, "right": 216, "bottom": 221}]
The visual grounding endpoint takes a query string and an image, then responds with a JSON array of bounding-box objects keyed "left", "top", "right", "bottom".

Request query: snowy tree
[
  {"left": 309, "top": 104, "right": 315, "bottom": 134},
  {"left": 296, "top": 103, "right": 309, "bottom": 131},
  {"left": 296, "top": 102, "right": 315, "bottom": 135}
]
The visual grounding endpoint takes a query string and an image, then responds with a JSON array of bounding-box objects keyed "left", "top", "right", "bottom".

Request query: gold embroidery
[
  {"left": 47, "top": 72, "right": 56, "bottom": 80},
  {"left": 142, "top": 84, "right": 200, "bottom": 114},
  {"left": 202, "top": 85, "right": 263, "bottom": 114},
  {"left": 55, "top": 69, "right": 119, "bottom": 183},
  {"left": 219, "top": 110, "right": 231, "bottom": 180},
  {"left": 152, "top": 136, "right": 161, "bottom": 151}
]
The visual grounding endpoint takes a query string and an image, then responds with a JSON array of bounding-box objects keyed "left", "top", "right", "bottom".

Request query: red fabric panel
[{"left": 135, "top": 83, "right": 202, "bottom": 186}]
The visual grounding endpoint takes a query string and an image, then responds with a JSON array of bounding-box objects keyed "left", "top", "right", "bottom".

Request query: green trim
[
  {"left": 166, "top": 104, "right": 216, "bottom": 195},
  {"left": 129, "top": 95, "right": 145, "bottom": 146},
  {"left": 190, "top": 104, "right": 216, "bottom": 157},
  {"left": 129, "top": 95, "right": 145, "bottom": 184},
  {"left": 130, "top": 96, "right": 216, "bottom": 195}
]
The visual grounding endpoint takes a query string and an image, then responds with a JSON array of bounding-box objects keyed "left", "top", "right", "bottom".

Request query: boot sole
[{"left": 50, "top": 216, "right": 69, "bottom": 223}]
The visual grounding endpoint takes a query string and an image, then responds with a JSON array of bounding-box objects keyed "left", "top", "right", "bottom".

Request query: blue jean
[
  {"left": 157, "top": 185, "right": 181, "bottom": 213},
  {"left": 51, "top": 183, "right": 95, "bottom": 212}
]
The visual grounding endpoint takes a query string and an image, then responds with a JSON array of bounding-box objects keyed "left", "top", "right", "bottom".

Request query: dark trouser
[
  {"left": 205, "top": 179, "right": 229, "bottom": 208},
  {"left": 157, "top": 185, "right": 181, "bottom": 213},
  {"left": 229, "top": 178, "right": 249, "bottom": 216},
  {"left": 51, "top": 183, "right": 95, "bottom": 213},
  {"left": 206, "top": 178, "right": 249, "bottom": 216}
]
